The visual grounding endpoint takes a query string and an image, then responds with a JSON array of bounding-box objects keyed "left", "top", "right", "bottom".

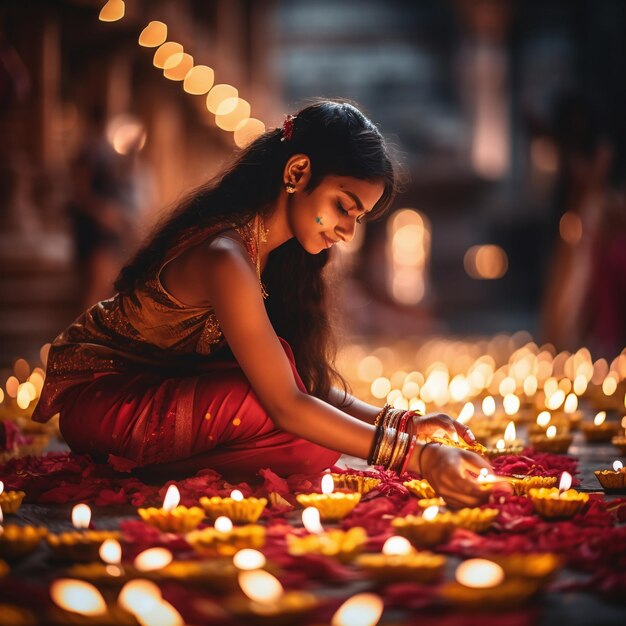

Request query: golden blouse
[{"left": 32, "top": 221, "right": 262, "bottom": 423}]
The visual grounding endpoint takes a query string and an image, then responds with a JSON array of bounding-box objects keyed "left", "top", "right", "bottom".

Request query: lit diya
[
  {"left": 530, "top": 425, "right": 572, "bottom": 454},
  {"left": 186, "top": 515, "right": 265, "bottom": 557},
  {"left": 0, "top": 523, "right": 48, "bottom": 561},
  {"left": 529, "top": 471, "right": 588, "bottom": 519},
  {"left": 484, "top": 422, "right": 524, "bottom": 459},
  {"left": 392, "top": 505, "right": 454, "bottom": 548},
  {"left": 295, "top": 474, "right": 360, "bottom": 522},
  {"left": 200, "top": 489, "right": 267, "bottom": 524},
  {"left": 355, "top": 535, "right": 446, "bottom": 583},
  {"left": 46, "top": 504, "right": 121, "bottom": 563},
  {"left": 510, "top": 475, "right": 557, "bottom": 496},
  {"left": 611, "top": 416, "right": 626, "bottom": 454},
  {"left": 138, "top": 484, "right": 204, "bottom": 533},
  {"left": 331, "top": 472, "right": 381, "bottom": 494},
  {"left": 595, "top": 460, "right": 626, "bottom": 491},
  {"left": 581, "top": 412, "right": 620, "bottom": 442},
  {"left": 438, "top": 558, "right": 540, "bottom": 610},
  {"left": 403, "top": 478, "right": 436, "bottom": 499},
  {"left": 0, "top": 481, "right": 24, "bottom": 515},
  {"left": 487, "top": 552, "right": 563, "bottom": 584},
  {"left": 225, "top": 569, "right": 318, "bottom": 625}
]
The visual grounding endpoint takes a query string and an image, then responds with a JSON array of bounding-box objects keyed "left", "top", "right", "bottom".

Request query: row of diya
[{"left": 0, "top": 476, "right": 591, "bottom": 624}]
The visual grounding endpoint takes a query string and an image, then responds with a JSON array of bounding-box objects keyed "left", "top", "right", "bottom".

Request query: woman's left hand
[{"left": 412, "top": 412, "right": 475, "bottom": 445}]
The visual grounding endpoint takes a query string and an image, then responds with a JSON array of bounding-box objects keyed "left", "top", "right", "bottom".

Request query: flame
[
  {"left": 457, "top": 402, "right": 474, "bottom": 424},
  {"left": 537, "top": 411, "right": 551, "bottom": 428},
  {"left": 558, "top": 472, "right": 572, "bottom": 492},
  {"left": 230, "top": 489, "right": 244, "bottom": 501},
  {"left": 302, "top": 507, "right": 324, "bottom": 534},
  {"left": 594, "top": 411, "right": 606, "bottom": 427},
  {"left": 382, "top": 536, "right": 412, "bottom": 556},
  {"left": 602, "top": 376, "right": 618, "bottom": 396},
  {"left": 496, "top": 439, "right": 505, "bottom": 451},
  {"left": 134, "top": 599, "right": 183, "bottom": 626},
  {"left": 482, "top": 396, "right": 496, "bottom": 416},
  {"left": 331, "top": 593, "right": 384, "bottom": 626},
  {"left": 0, "top": 481, "right": 3, "bottom": 496},
  {"left": 573, "top": 374, "right": 588, "bottom": 396},
  {"left": 99, "top": 0, "right": 125, "bottom": 22},
  {"left": 16, "top": 384, "right": 31, "bottom": 410},
  {"left": 134, "top": 548, "right": 173, "bottom": 572},
  {"left": 118, "top": 580, "right": 162, "bottom": 616},
  {"left": 613, "top": 460, "right": 624, "bottom": 471},
  {"left": 546, "top": 425, "right": 557, "bottom": 439},
  {"left": 502, "top": 394, "right": 520, "bottom": 416},
  {"left": 71, "top": 503, "right": 91, "bottom": 529},
  {"left": 99, "top": 539, "right": 121, "bottom": 565},
  {"left": 321, "top": 473, "right": 335, "bottom": 495},
  {"left": 233, "top": 549, "right": 266, "bottom": 570},
  {"left": 50, "top": 579, "right": 107, "bottom": 616},
  {"left": 523, "top": 375, "right": 538, "bottom": 396},
  {"left": 503, "top": 421, "right": 516, "bottom": 442},
  {"left": 564, "top": 393, "right": 578, "bottom": 413},
  {"left": 422, "top": 505, "right": 439, "bottom": 521},
  {"left": 546, "top": 389, "right": 565, "bottom": 410},
  {"left": 162, "top": 485, "right": 180, "bottom": 512},
  {"left": 214, "top": 516, "right": 233, "bottom": 533},
  {"left": 238, "top": 570, "right": 284, "bottom": 604},
  {"left": 455, "top": 559, "right": 505, "bottom": 588}
]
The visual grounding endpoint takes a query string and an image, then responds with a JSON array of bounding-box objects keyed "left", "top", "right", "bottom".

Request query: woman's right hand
[{"left": 407, "top": 442, "right": 496, "bottom": 509}]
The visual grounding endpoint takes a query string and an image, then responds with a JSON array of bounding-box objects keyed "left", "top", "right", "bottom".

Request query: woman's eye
[{"left": 336, "top": 200, "right": 349, "bottom": 216}]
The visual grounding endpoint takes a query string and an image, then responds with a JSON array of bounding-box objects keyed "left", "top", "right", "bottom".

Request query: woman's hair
[{"left": 115, "top": 99, "right": 398, "bottom": 400}]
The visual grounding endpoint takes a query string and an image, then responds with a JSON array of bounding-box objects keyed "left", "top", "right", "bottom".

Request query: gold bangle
[{"left": 374, "top": 404, "right": 390, "bottom": 427}]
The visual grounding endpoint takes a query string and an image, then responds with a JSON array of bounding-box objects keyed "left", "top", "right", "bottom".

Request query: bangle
[
  {"left": 416, "top": 441, "right": 442, "bottom": 476},
  {"left": 400, "top": 435, "right": 418, "bottom": 475},
  {"left": 373, "top": 404, "right": 390, "bottom": 427}
]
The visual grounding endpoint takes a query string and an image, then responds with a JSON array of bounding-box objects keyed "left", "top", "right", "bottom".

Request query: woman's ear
[{"left": 284, "top": 154, "right": 311, "bottom": 188}]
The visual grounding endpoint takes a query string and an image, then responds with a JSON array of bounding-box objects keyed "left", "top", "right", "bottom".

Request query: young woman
[{"left": 33, "top": 100, "right": 492, "bottom": 509}]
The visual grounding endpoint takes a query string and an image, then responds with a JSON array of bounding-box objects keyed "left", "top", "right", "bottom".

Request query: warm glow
[
  {"left": 50, "top": 579, "right": 107, "bottom": 616},
  {"left": 422, "top": 505, "right": 439, "bottom": 521},
  {"left": 496, "top": 439, "right": 505, "bottom": 451},
  {"left": 499, "top": 376, "right": 516, "bottom": 396},
  {"left": 546, "top": 425, "right": 557, "bottom": 439},
  {"left": 503, "top": 421, "right": 516, "bottom": 442},
  {"left": 0, "top": 481, "right": 3, "bottom": 495},
  {"left": 594, "top": 411, "right": 607, "bottom": 427},
  {"left": 455, "top": 559, "right": 504, "bottom": 588},
  {"left": 573, "top": 374, "right": 588, "bottom": 396},
  {"left": 99, "top": 0, "right": 125, "bottom": 22},
  {"left": 0, "top": 388, "right": 4, "bottom": 404},
  {"left": 230, "top": 489, "right": 244, "bottom": 501},
  {"left": 331, "top": 593, "right": 384, "bottom": 626},
  {"left": 602, "top": 376, "right": 618, "bottom": 396},
  {"left": 371, "top": 377, "right": 392, "bottom": 399},
  {"left": 233, "top": 549, "right": 266, "bottom": 570},
  {"left": 482, "top": 396, "right": 496, "bottom": 416},
  {"left": 613, "top": 460, "right": 623, "bottom": 471},
  {"left": 234, "top": 118, "right": 266, "bottom": 148},
  {"left": 502, "top": 393, "right": 520, "bottom": 415},
  {"left": 6, "top": 375, "right": 19, "bottom": 398},
  {"left": 302, "top": 507, "right": 324, "bottom": 534},
  {"left": 163, "top": 52, "right": 194, "bottom": 81},
  {"left": 206, "top": 84, "right": 238, "bottom": 114},
  {"left": 16, "top": 384, "right": 31, "bottom": 409},
  {"left": 183, "top": 65, "right": 215, "bottom": 95},
  {"left": 134, "top": 600, "right": 184, "bottom": 626},
  {"left": 558, "top": 472, "right": 572, "bottom": 492},
  {"left": 321, "top": 473, "right": 335, "bottom": 495},
  {"left": 537, "top": 411, "right": 551, "bottom": 428},
  {"left": 72, "top": 503, "right": 91, "bottom": 529},
  {"left": 449, "top": 375, "right": 470, "bottom": 402},
  {"left": 13, "top": 358, "right": 30, "bottom": 380},
  {"left": 239, "top": 570, "right": 284, "bottom": 605},
  {"left": 464, "top": 245, "right": 508, "bottom": 280},
  {"left": 382, "top": 536, "right": 412, "bottom": 556},
  {"left": 563, "top": 393, "right": 578, "bottom": 413},
  {"left": 477, "top": 468, "right": 498, "bottom": 483},
  {"left": 99, "top": 539, "right": 121, "bottom": 565},
  {"left": 138, "top": 21, "right": 167, "bottom": 47},
  {"left": 457, "top": 402, "right": 475, "bottom": 424},
  {"left": 214, "top": 516, "right": 233, "bottom": 533},
  {"left": 153, "top": 42, "right": 184, "bottom": 69},
  {"left": 107, "top": 114, "right": 146, "bottom": 155},
  {"left": 409, "top": 398, "right": 427, "bottom": 413},
  {"left": 216, "top": 99, "right": 252, "bottom": 132},
  {"left": 546, "top": 389, "right": 565, "bottom": 410},
  {"left": 523, "top": 375, "right": 538, "bottom": 396},
  {"left": 162, "top": 485, "right": 180, "bottom": 511},
  {"left": 118, "top": 580, "right": 162, "bottom": 616},
  {"left": 134, "top": 548, "right": 173, "bottom": 572},
  {"left": 559, "top": 211, "right": 583, "bottom": 245},
  {"left": 357, "top": 356, "right": 383, "bottom": 382}
]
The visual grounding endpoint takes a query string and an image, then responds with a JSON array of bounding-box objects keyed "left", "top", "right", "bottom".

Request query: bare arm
[{"left": 326, "top": 386, "right": 380, "bottom": 424}]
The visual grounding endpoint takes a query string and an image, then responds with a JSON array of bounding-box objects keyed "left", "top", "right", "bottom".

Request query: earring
[{"left": 285, "top": 182, "right": 296, "bottom": 194}]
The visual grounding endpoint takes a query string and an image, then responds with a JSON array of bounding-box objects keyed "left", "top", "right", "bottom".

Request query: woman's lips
[{"left": 321, "top": 233, "right": 337, "bottom": 248}]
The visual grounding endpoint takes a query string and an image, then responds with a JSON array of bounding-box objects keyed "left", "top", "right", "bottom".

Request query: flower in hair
[{"left": 281, "top": 114, "right": 295, "bottom": 142}]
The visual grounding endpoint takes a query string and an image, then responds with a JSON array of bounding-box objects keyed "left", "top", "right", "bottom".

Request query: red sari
[{"left": 32, "top": 221, "right": 340, "bottom": 478}]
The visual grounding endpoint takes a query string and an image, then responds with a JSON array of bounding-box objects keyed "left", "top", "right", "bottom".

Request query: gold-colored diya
[
  {"left": 286, "top": 527, "right": 367, "bottom": 563},
  {"left": 200, "top": 495, "right": 267, "bottom": 524},
  {"left": 403, "top": 479, "right": 436, "bottom": 499},
  {"left": 355, "top": 550, "right": 446, "bottom": 583},
  {"left": 331, "top": 473, "right": 381, "bottom": 494},
  {"left": 137, "top": 505, "right": 205, "bottom": 533},
  {"left": 0, "top": 490, "right": 25, "bottom": 515},
  {"left": 529, "top": 487, "right": 589, "bottom": 519},
  {"left": 510, "top": 475, "right": 557, "bottom": 496},
  {"left": 46, "top": 530, "right": 121, "bottom": 563},
  {"left": 186, "top": 524, "right": 266, "bottom": 557},
  {"left": 295, "top": 492, "right": 361, "bottom": 522},
  {"left": 0, "top": 524, "right": 48, "bottom": 561}
]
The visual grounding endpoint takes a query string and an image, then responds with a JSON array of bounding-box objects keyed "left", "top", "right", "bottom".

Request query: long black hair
[{"left": 115, "top": 99, "right": 398, "bottom": 399}]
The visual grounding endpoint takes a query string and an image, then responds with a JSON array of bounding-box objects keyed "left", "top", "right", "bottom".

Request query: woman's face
[{"left": 286, "top": 172, "right": 385, "bottom": 254}]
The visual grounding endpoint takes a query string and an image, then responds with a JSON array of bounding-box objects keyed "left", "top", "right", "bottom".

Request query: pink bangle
[{"left": 400, "top": 436, "right": 417, "bottom": 475}]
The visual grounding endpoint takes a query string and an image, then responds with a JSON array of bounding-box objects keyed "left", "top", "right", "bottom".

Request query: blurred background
[{"left": 1, "top": 0, "right": 626, "bottom": 369}]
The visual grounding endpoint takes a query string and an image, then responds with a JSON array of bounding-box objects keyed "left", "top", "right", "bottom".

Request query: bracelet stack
[{"left": 368, "top": 405, "right": 423, "bottom": 473}]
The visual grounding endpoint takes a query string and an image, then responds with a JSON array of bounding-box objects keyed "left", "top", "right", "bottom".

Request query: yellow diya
[
  {"left": 430, "top": 435, "right": 487, "bottom": 456},
  {"left": 594, "top": 460, "right": 626, "bottom": 491},
  {"left": 529, "top": 472, "right": 588, "bottom": 519},
  {"left": 355, "top": 536, "right": 445, "bottom": 583},
  {"left": 138, "top": 485, "right": 204, "bottom": 533},
  {"left": 510, "top": 475, "right": 557, "bottom": 496},
  {"left": 186, "top": 522, "right": 266, "bottom": 557},
  {"left": 331, "top": 473, "right": 381, "bottom": 494},
  {"left": 0, "top": 489, "right": 25, "bottom": 515},
  {"left": 486, "top": 552, "right": 563, "bottom": 584},
  {"left": 581, "top": 412, "right": 620, "bottom": 442},
  {"left": 447, "top": 507, "right": 499, "bottom": 533},
  {"left": 392, "top": 505, "right": 455, "bottom": 548},
  {"left": 403, "top": 478, "right": 436, "bottom": 499},
  {"left": 530, "top": 425, "right": 572, "bottom": 453},
  {"left": 0, "top": 524, "right": 48, "bottom": 561},
  {"left": 286, "top": 527, "right": 367, "bottom": 563},
  {"left": 200, "top": 489, "right": 267, "bottom": 524},
  {"left": 295, "top": 474, "right": 360, "bottom": 522},
  {"left": 46, "top": 530, "right": 122, "bottom": 563}
]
